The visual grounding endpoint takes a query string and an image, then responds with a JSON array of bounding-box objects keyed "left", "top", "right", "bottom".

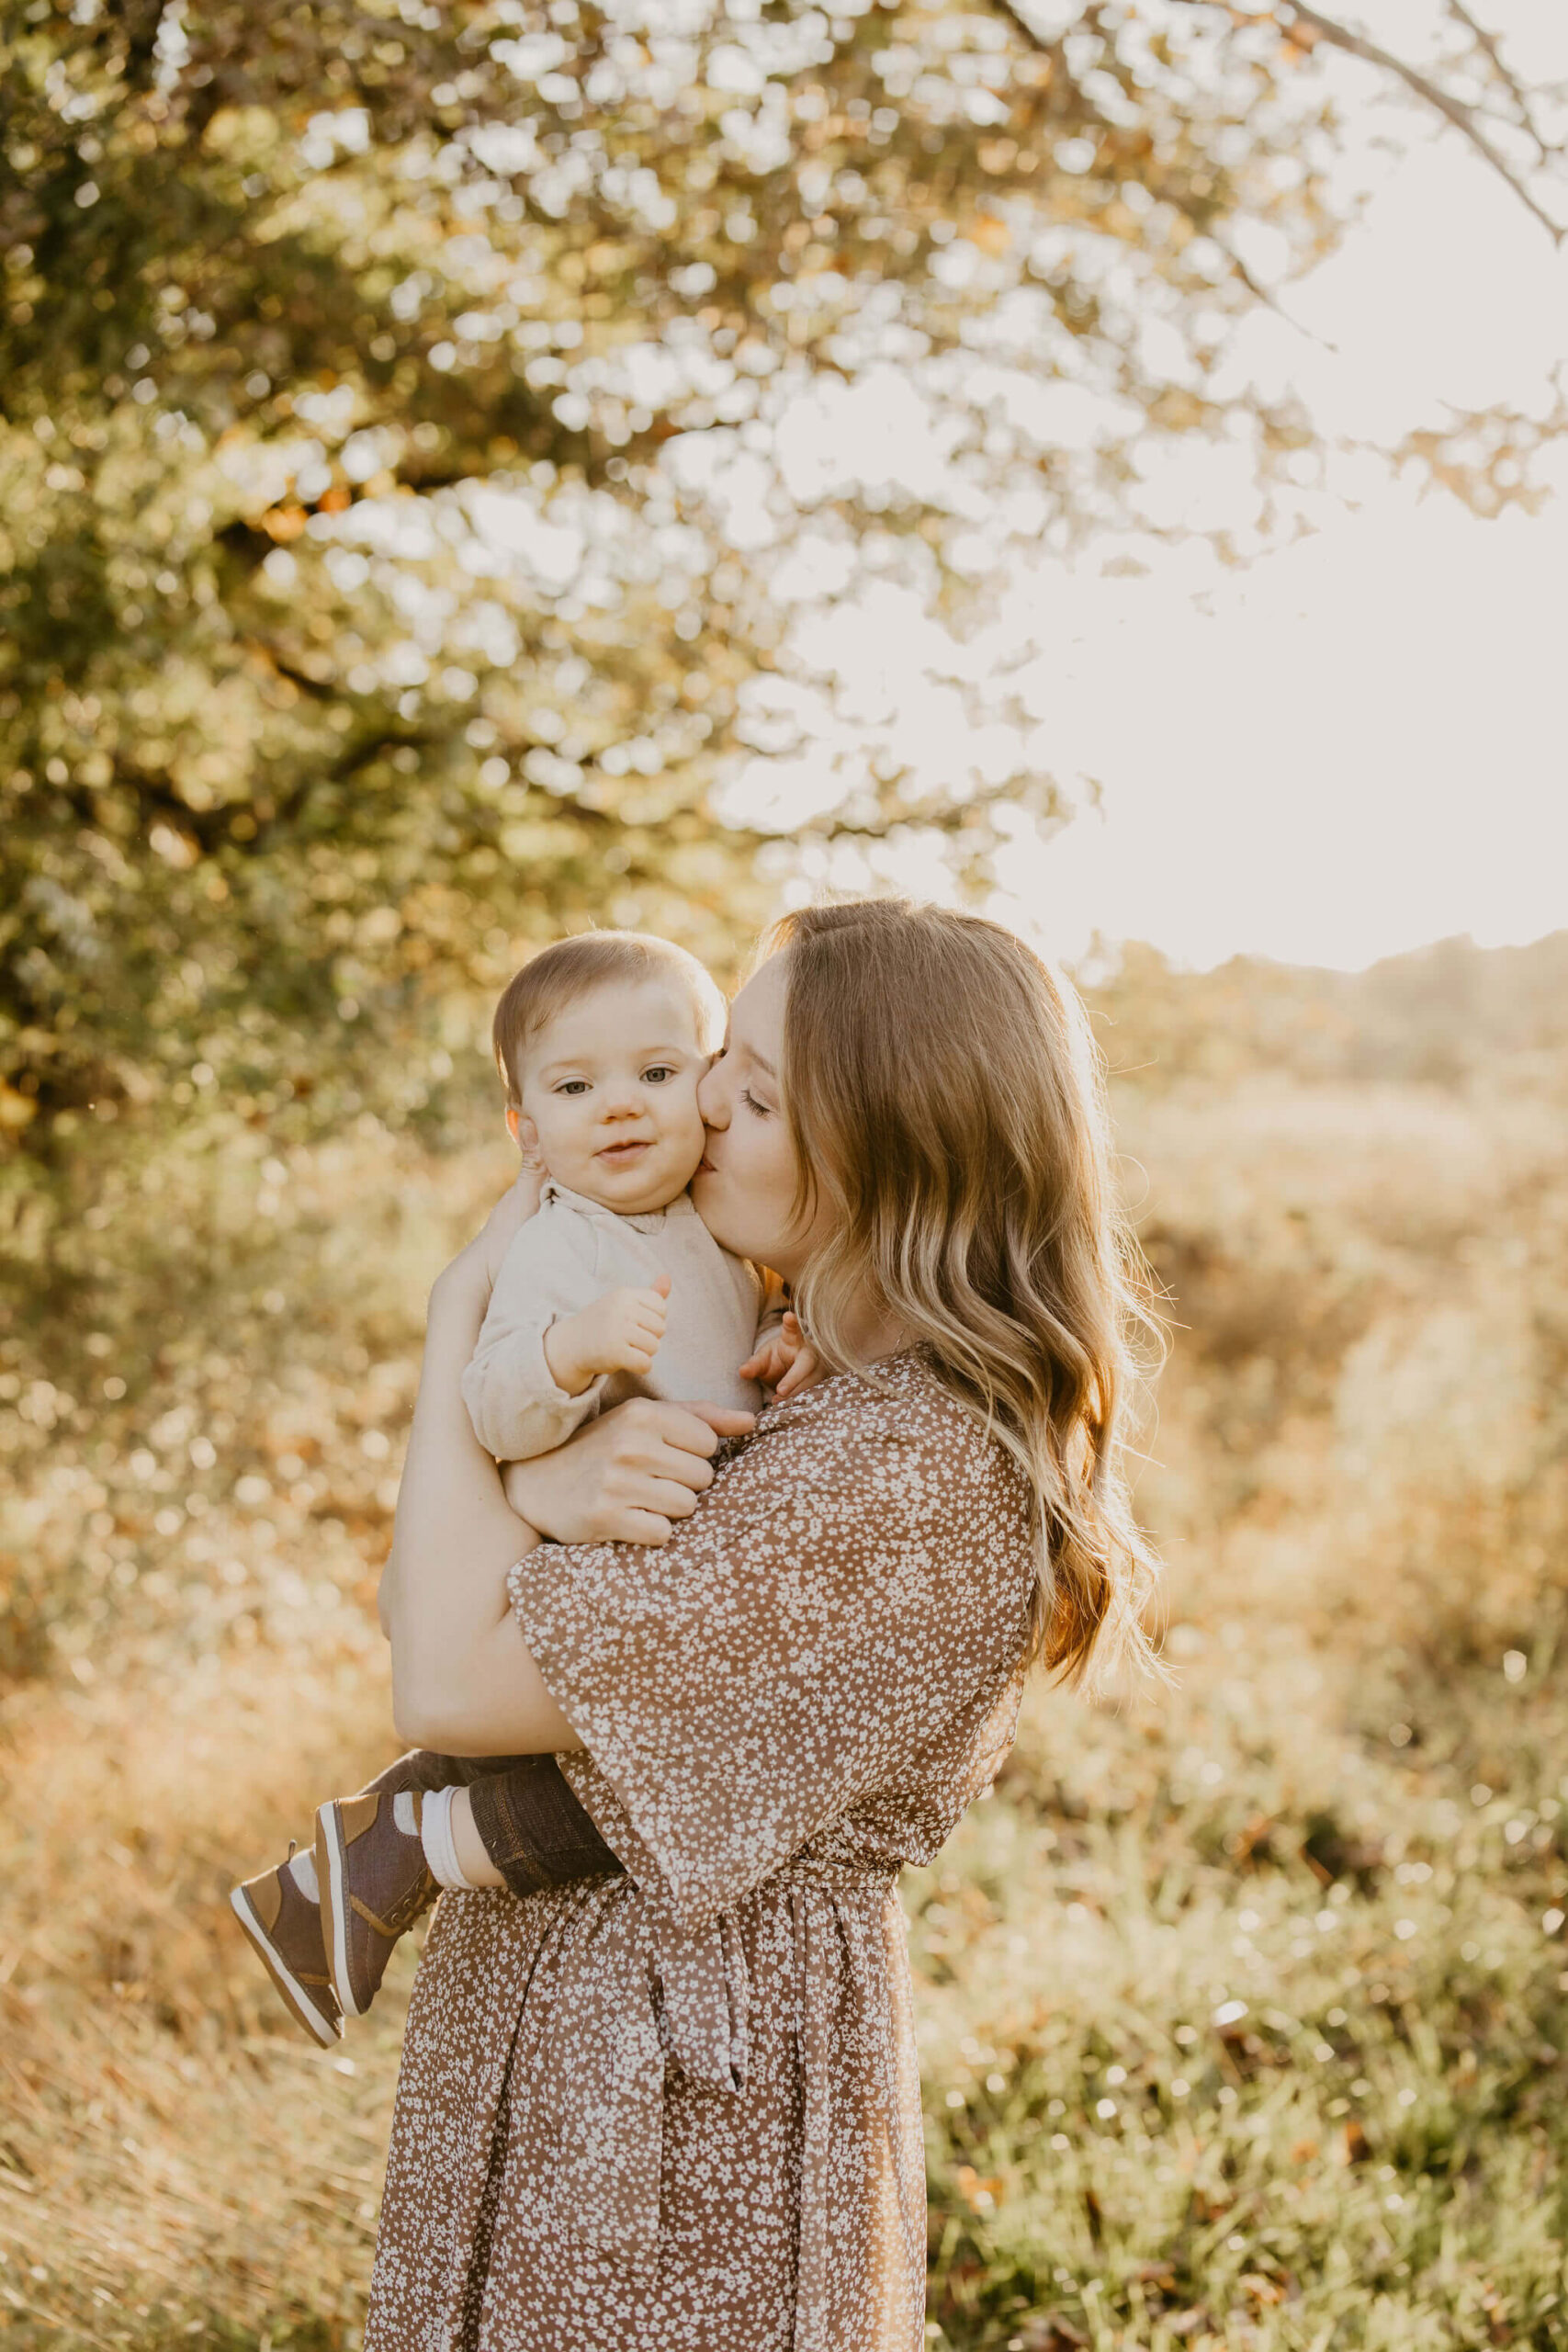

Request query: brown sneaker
[
  {"left": 316, "top": 1791, "right": 438, "bottom": 2020},
  {"left": 230, "top": 1850, "right": 343, "bottom": 2048}
]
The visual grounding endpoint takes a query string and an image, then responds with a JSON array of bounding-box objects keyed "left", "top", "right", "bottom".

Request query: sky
[
  {"left": 991, "top": 14, "right": 1568, "bottom": 973},
  {"left": 991, "top": 481, "right": 1568, "bottom": 974},
  {"left": 775, "top": 5, "right": 1568, "bottom": 975}
]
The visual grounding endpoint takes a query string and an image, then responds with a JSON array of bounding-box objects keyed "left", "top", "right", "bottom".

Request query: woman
[{"left": 371, "top": 898, "right": 1156, "bottom": 2352}]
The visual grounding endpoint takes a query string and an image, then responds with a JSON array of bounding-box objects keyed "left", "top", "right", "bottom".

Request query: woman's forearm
[{"left": 382, "top": 1248, "right": 581, "bottom": 1756}]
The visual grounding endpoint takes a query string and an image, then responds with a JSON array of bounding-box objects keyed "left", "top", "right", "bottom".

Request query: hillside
[{"left": 1086, "top": 929, "right": 1568, "bottom": 1092}]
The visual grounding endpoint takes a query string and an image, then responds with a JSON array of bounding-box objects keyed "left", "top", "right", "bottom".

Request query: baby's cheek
[{"left": 671, "top": 1080, "right": 708, "bottom": 1154}]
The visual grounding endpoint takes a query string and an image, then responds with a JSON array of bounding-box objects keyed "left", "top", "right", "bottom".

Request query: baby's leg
[
  {"left": 350, "top": 1747, "right": 532, "bottom": 1801},
  {"left": 466, "top": 1758, "right": 623, "bottom": 1896},
  {"left": 231, "top": 1767, "right": 482, "bottom": 2050},
  {"left": 355, "top": 1751, "right": 622, "bottom": 1894},
  {"left": 231, "top": 1756, "right": 620, "bottom": 2042},
  {"left": 314, "top": 1755, "right": 623, "bottom": 2017},
  {"left": 349, "top": 1748, "right": 622, "bottom": 1895}
]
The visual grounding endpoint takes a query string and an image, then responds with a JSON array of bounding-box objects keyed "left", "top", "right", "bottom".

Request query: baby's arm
[
  {"left": 544, "top": 1274, "right": 670, "bottom": 1395},
  {"left": 462, "top": 1215, "right": 629, "bottom": 1463},
  {"left": 497, "top": 1281, "right": 677, "bottom": 1530}
]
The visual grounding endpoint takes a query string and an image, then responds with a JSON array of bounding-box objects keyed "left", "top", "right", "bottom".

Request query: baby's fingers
[{"left": 773, "top": 1348, "right": 819, "bottom": 1402}]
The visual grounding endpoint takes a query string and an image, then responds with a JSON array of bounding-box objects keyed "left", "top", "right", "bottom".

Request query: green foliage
[
  {"left": 2, "top": 0, "right": 1356, "bottom": 1149},
  {"left": 6, "top": 0, "right": 1563, "bottom": 1185}
]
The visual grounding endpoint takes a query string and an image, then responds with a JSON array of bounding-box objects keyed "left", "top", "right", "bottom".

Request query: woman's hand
[
  {"left": 502, "top": 1396, "right": 755, "bottom": 1547},
  {"left": 436, "top": 1167, "right": 545, "bottom": 1307},
  {"left": 475, "top": 1166, "right": 544, "bottom": 1286}
]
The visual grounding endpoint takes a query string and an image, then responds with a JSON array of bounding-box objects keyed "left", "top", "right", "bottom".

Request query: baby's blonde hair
[
  {"left": 491, "top": 932, "right": 727, "bottom": 1106},
  {"left": 768, "top": 898, "right": 1161, "bottom": 1687}
]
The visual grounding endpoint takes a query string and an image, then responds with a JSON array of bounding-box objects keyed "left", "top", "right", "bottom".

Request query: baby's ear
[{"left": 507, "top": 1104, "right": 544, "bottom": 1167}]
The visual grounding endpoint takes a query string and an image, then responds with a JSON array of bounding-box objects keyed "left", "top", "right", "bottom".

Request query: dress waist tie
[{"left": 544, "top": 1858, "right": 898, "bottom": 2289}]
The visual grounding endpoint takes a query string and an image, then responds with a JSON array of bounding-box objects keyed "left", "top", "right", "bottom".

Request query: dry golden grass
[{"left": 4, "top": 974, "right": 1567, "bottom": 2348}]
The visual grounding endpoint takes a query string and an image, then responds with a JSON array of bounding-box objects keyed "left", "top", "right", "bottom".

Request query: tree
[{"left": 3, "top": 0, "right": 1562, "bottom": 1158}]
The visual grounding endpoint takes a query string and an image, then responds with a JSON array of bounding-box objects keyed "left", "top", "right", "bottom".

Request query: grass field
[{"left": 3, "top": 944, "right": 1566, "bottom": 2349}]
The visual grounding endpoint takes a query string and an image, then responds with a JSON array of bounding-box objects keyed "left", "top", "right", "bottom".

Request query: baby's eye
[
  {"left": 641, "top": 1064, "right": 676, "bottom": 1085},
  {"left": 555, "top": 1080, "right": 590, "bottom": 1096}
]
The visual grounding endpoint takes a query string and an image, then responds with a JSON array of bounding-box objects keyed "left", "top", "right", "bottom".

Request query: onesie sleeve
[
  {"left": 750, "top": 1266, "right": 788, "bottom": 1351},
  {"left": 460, "top": 1209, "right": 609, "bottom": 1463}
]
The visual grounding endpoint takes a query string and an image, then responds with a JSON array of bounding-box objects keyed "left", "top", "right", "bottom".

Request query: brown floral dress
[{"left": 366, "top": 1353, "right": 1036, "bottom": 2352}]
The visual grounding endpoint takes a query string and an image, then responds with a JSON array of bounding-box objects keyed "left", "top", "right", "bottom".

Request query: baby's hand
[
  {"left": 739, "top": 1310, "right": 820, "bottom": 1402},
  {"left": 545, "top": 1276, "right": 671, "bottom": 1396}
]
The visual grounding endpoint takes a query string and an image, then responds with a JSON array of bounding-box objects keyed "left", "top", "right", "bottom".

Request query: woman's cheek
[{"left": 762, "top": 1122, "right": 798, "bottom": 1208}]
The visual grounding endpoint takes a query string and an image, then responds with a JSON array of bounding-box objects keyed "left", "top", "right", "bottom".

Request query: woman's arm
[
  {"left": 379, "top": 1193, "right": 757, "bottom": 1756},
  {"left": 382, "top": 1243, "right": 578, "bottom": 1756},
  {"left": 502, "top": 1366, "right": 1035, "bottom": 1933}
]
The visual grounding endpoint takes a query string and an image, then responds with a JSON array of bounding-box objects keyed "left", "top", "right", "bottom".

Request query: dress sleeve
[
  {"left": 506, "top": 1366, "right": 1034, "bottom": 1931},
  {"left": 460, "top": 1212, "right": 608, "bottom": 1464}
]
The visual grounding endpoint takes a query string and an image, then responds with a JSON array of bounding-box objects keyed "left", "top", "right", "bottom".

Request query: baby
[
  {"left": 462, "top": 929, "right": 781, "bottom": 1473},
  {"left": 231, "top": 931, "right": 809, "bottom": 2046}
]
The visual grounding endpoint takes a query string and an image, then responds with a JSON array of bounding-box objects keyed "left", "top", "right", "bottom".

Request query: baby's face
[{"left": 513, "top": 979, "right": 710, "bottom": 1216}]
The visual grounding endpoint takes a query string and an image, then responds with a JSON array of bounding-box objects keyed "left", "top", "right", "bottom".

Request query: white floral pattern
[{"left": 366, "top": 1355, "right": 1036, "bottom": 2352}]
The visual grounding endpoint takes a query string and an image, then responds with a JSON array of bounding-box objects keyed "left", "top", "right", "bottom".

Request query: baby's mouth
[{"left": 597, "top": 1138, "right": 652, "bottom": 1160}]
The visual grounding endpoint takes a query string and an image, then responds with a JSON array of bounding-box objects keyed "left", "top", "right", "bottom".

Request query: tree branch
[
  {"left": 1158, "top": 1, "right": 1562, "bottom": 245},
  {"left": 987, "top": 0, "right": 1312, "bottom": 317},
  {"left": 1285, "top": 3, "right": 1562, "bottom": 245},
  {"left": 1445, "top": 1, "right": 1551, "bottom": 166}
]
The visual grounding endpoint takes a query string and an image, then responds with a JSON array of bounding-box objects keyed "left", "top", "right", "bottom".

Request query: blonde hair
[
  {"left": 768, "top": 899, "right": 1161, "bottom": 1688},
  {"left": 491, "top": 932, "right": 727, "bottom": 1105}
]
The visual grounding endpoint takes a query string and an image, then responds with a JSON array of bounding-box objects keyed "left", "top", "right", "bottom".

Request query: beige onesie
[{"left": 461, "top": 1180, "right": 766, "bottom": 1463}]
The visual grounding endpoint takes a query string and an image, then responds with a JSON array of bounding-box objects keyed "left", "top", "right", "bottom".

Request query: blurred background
[{"left": 3, "top": 2, "right": 1567, "bottom": 2345}]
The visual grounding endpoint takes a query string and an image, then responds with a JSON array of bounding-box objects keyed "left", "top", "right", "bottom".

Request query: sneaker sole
[
  {"left": 229, "top": 1883, "right": 342, "bottom": 2048},
  {"left": 315, "top": 1800, "right": 368, "bottom": 2020}
]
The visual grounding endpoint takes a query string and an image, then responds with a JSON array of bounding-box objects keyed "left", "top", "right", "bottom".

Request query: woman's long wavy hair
[{"left": 769, "top": 898, "right": 1162, "bottom": 1688}]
